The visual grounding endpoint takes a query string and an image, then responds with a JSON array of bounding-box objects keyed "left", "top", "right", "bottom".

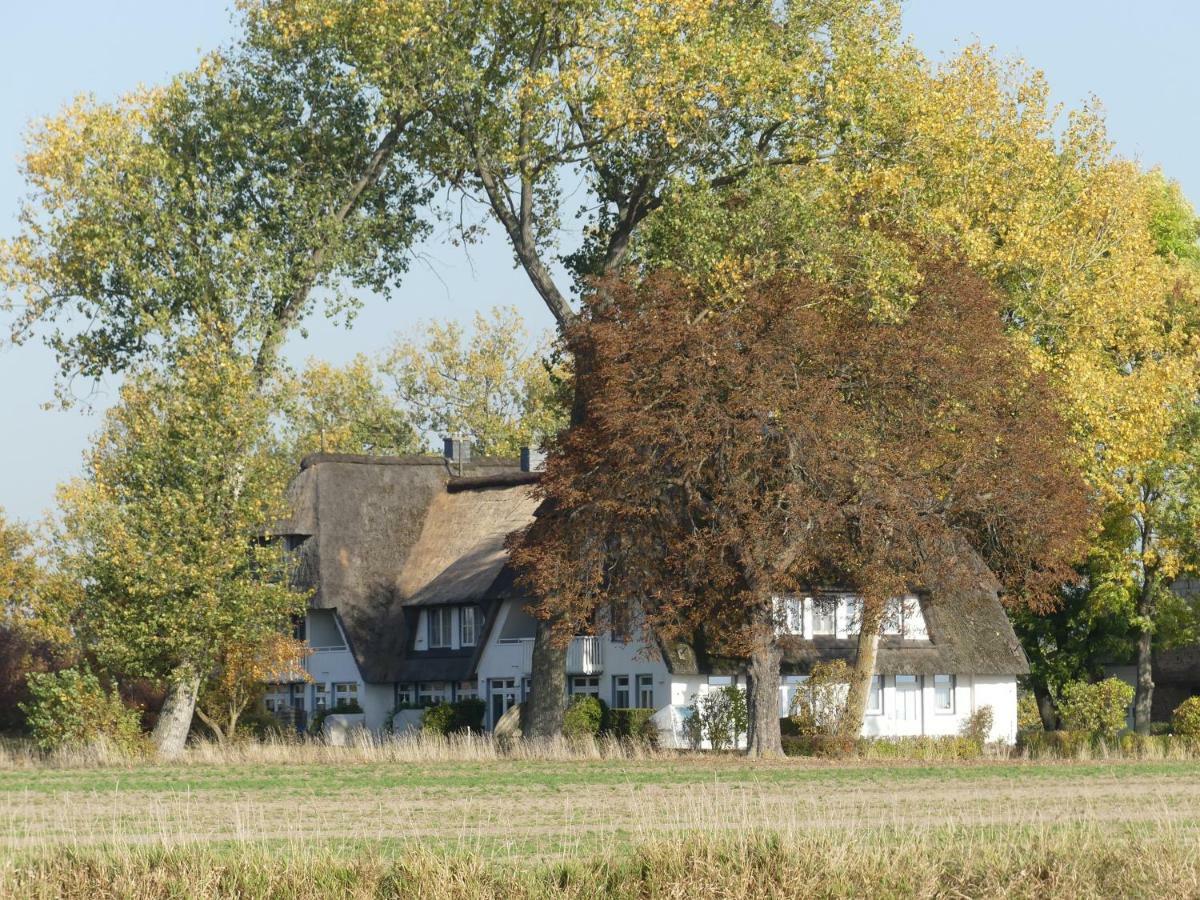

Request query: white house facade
[{"left": 270, "top": 445, "right": 1027, "bottom": 745}]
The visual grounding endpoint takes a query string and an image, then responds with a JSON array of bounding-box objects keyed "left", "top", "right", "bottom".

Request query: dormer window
[
  {"left": 460, "top": 606, "right": 482, "bottom": 647},
  {"left": 812, "top": 597, "right": 837, "bottom": 636},
  {"left": 428, "top": 607, "right": 452, "bottom": 648}
]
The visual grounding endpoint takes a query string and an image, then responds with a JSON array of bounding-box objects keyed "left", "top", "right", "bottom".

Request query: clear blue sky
[{"left": 2, "top": 1, "right": 1198, "bottom": 522}]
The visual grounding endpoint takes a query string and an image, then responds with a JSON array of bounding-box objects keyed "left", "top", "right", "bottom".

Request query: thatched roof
[
  {"left": 285, "top": 453, "right": 1027, "bottom": 684},
  {"left": 665, "top": 552, "right": 1028, "bottom": 677},
  {"left": 283, "top": 453, "right": 537, "bottom": 683}
]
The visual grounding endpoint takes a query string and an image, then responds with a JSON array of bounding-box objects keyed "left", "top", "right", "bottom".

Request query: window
[
  {"left": 458, "top": 680, "right": 478, "bottom": 700},
  {"left": 895, "top": 674, "right": 921, "bottom": 721},
  {"left": 613, "top": 675, "right": 631, "bottom": 709},
  {"left": 332, "top": 682, "right": 358, "bottom": 710},
  {"left": 313, "top": 682, "right": 329, "bottom": 711},
  {"left": 572, "top": 676, "right": 600, "bottom": 697},
  {"left": 610, "top": 603, "right": 632, "bottom": 642},
  {"left": 883, "top": 595, "right": 927, "bottom": 639},
  {"left": 934, "top": 674, "right": 955, "bottom": 713},
  {"left": 866, "top": 675, "right": 883, "bottom": 715},
  {"left": 417, "top": 682, "right": 449, "bottom": 706},
  {"left": 428, "top": 607, "right": 452, "bottom": 648},
  {"left": 460, "top": 606, "right": 482, "bottom": 647},
  {"left": 395, "top": 684, "right": 414, "bottom": 706},
  {"left": 812, "top": 597, "right": 837, "bottom": 636},
  {"left": 777, "top": 597, "right": 804, "bottom": 635},
  {"left": 637, "top": 674, "right": 655, "bottom": 709}
]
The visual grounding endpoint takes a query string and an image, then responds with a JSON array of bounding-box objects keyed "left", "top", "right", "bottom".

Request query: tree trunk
[
  {"left": 1134, "top": 565, "right": 1159, "bottom": 735},
  {"left": 1035, "top": 686, "right": 1057, "bottom": 732},
  {"left": 745, "top": 621, "right": 783, "bottom": 758},
  {"left": 523, "top": 618, "right": 567, "bottom": 739},
  {"left": 151, "top": 666, "right": 201, "bottom": 759},
  {"left": 840, "top": 604, "right": 883, "bottom": 739}
]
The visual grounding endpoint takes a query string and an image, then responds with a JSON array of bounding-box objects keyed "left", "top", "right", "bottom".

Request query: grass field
[{"left": 3, "top": 742, "right": 1200, "bottom": 897}]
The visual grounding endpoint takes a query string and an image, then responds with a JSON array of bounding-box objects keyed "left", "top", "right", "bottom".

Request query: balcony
[
  {"left": 511, "top": 635, "right": 604, "bottom": 675},
  {"left": 566, "top": 636, "right": 604, "bottom": 675}
]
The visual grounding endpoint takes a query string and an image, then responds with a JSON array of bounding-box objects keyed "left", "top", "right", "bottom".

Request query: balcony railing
[
  {"left": 566, "top": 636, "right": 604, "bottom": 675},
  {"left": 508, "top": 635, "right": 604, "bottom": 675}
]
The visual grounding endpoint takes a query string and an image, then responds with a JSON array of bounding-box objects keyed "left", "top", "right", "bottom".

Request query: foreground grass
[
  {"left": 4, "top": 741, "right": 1200, "bottom": 896},
  {"left": 4, "top": 826, "right": 1200, "bottom": 899}
]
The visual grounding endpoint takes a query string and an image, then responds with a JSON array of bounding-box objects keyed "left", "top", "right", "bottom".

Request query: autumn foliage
[{"left": 513, "top": 255, "right": 1093, "bottom": 751}]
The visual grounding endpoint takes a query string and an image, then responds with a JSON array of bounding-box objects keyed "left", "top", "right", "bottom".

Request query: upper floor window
[
  {"left": 883, "top": 595, "right": 927, "bottom": 639},
  {"left": 812, "top": 597, "right": 837, "bottom": 636},
  {"left": 429, "top": 607, "right": 452, "bottom": 648},
  {"left": 460, "top": 605, "right": 482, "bottom": 647}
]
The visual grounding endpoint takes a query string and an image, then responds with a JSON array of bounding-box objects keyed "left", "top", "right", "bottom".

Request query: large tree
[
  {"left": 1, "top": 44, "right": 428, "bottom": 752},
  {"left": 513, "top": 257, "right": 1091, "bottom": 755},
  {"left": 49, "top": 344, "right": 304, "bottom": 757},
  {"left": 245, "top": 0, "right": 903, "bottom": 736}
]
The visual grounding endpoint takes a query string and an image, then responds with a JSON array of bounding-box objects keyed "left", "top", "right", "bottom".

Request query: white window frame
[
  {"left": 428, "top": 607, "right": 452, "bottom": 649},
  {"left": 571, "top": 675, "right": 600, "bottom": 697},
  {"left": 811, "top": 596, "right": 837, "bottom": 637},
  {"left": 613, "top": 675, "right": 631, "bottom": 709},
  {"left": 866, "top": 674, "right": 883, "bottom": 716},
  {"left": 460, "top": 605, "right": 481, "bottom": 647},
  {"left": 332, "top": 682, "right": 358, "bottom": 709},
  {"left": 934, "top": 674, "right": 955, "bottom": 714},
  {"left": 636, "top": 674, "right": 655, "bottom": 709}
]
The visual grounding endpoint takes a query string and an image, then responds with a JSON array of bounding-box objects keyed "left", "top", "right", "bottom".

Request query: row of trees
[{"left": 3, "top": 1, "right": 1199, "bottom": 753}]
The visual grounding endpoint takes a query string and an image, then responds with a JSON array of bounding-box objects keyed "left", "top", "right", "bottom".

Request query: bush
[
  {"left": 1172, "top": 697, "right": 1200, "bottom": 737},
  {"left": 606, "top": 708, "right": 657, "bottom": 743},
  {"left": 1057, "top": 678, "right": 1133, "bottom": 739},
  {"left": 690, "top": 685, "right": 748, "bottom": 750},
  {"left": 563, "top": 695, "right": 606, "bottom": 739},
  {"left": 421, "top": 703, "right": 457, "bottom": 735},
  {"left": 1017, "top": 692, "right": 1043, "bottom": 732},
  {"left": 20, "top": 668, "right": 144, "bottom": 754},
  {"left": 789, "top": 660, "right": 849, "bottom": 737},
  {"left": 781, "top": 734, "right": 856, "bottom": 758},
  {"left": 450, "top": 698, "right": 486, "bottom": 732},
  {"left": 960, "top": 705, "right": 994, "bottom": 747},
  {"left": 1018, "top": 729, "right": 1096, "bottom": 758}
]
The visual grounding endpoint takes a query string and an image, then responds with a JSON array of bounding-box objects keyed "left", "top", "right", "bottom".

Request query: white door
[
  {"left": 489, "top": 678, "right": 519, "bottom": 729},
  {"left": 894, "top": 675, "right": 923, "bottom": 735}
]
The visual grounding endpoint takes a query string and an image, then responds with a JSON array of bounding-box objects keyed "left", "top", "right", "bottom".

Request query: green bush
[
  {"left": 1057, "top": 678, "right": 1133, "bottom": 739},
  {"left": 20, "top": 668, "right": 144, "bottom": 754},
  {"left": 1150, "top": 721, "right": 1174, "bottom": 736},
  {"left": 1017, "top": 692, "right": 1043, "bottom": 732},
  {"left": 450, "top": 698, "right": 486, "bottom": 732},
  {"left": 690, "top": 685, "right": 748, "bottom": 751},
  {"left": 960, "top": 705, "right": 994, "bottom": 747},
  {"left": 781, "top": 734, "right": 856, "bottom": 758},
  {"left": 420, "top": 702, "right": 457, "bottom": 735},
  {"left": 788, "top": 660, "right": 849, "bottom": 737},
  {"left": 563, "top": 695, "right": 606, "bottom": 739},
  {"left": 1173, "top": 697, "right": 1200, "bottom": 736},
  {"left": 606, "top": 707, "right": 656, "bottom": 742}
]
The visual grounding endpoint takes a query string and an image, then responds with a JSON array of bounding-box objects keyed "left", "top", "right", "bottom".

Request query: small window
[
  {"left": 395, "top": 684, "right": 414, "bottom": 706},
  {"left": 572, "top": 676, "right": 600, "bottom": 697},
  {"left": 613, "top": 675, "right": 631, "bottom": 708},
  {"left": 313, "top": 682, "right": 328, "bottom": 711},
  {"left": 812, "top": 597, "right": 836, "bottom": 636},
  {"left": 934, "top": 674, "right": 955, "bottom": 713},
  {"left": 428, "top": 607, "right": 452, "bottom": 648},
  {"left": 866, "top": 675, "right": 883, "bottom": 715},
  {"left": 637, "top": 674, "right": 655, "bottom": 709},
  {"left": 460, "top": 606, "right": 482, "bottom": 647},
  {"left": 332, "top": 682, "right": 357, "bottom": 710}
]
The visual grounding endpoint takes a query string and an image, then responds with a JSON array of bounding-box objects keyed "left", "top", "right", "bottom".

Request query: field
[{"left": 3, "top": 739, "right": 1200, "bottom": 897}]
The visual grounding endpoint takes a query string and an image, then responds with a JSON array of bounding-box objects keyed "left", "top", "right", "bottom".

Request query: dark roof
[{"left": 283, "top": 452, "right": 538, "bottom": 683}]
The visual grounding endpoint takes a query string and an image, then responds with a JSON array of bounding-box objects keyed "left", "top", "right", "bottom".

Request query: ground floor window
[
  {"left": 636, "top": 674, "right": 654, "bottom": 709},
  {"left": 418, "top": 683, "right": 449, "bottom": 706},
  {"left": 333, "top": 682, "right": 358, "bottom": 709},
  {"left": 395, "top": 683, "right": 414, "bottom": 706},
  {"left": 457, "top": 680, "right": 478, "bottom": 700},
  {"left": 313, "top": 682, "right": 329, "bottom": 711},
  {"left": 934, "top": 674, "right": 955, "bottom": 713},
  {"left": 866, "top": 675, "right": 884, "bottom": 715},
  {"left": 613, "top": 675, "right": 630, "bottom": 708},
  {"left": 895, "top": 675, "right": 921, "bottom": 721},
  {"left": 571, "top": 676, "right": 600, "bottom": 697}
]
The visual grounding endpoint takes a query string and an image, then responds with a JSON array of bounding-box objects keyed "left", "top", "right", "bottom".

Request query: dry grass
[{"left": 4, "top": 736, "right": 1200, "bottom": 896}]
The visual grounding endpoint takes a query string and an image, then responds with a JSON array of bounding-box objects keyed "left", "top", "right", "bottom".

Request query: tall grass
[{"left": 3, "top": 825, "right": 1199, "bottom": 899}]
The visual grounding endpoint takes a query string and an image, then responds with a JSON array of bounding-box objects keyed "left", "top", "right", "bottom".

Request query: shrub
[
  {"left": 1172, "top": 697, "right": 1200, "bottom": 737},
  {"left": 20, "top": 668, "right": 144, "bottom": 754},
  {"left": 606, "top": 708, "right": 656, "bottom": 742},
  {"left": 1057, "top": 678, "right": 1133, "bottom": 739},
  {"left": 781, "top": 734, "right": 856, "bottom": 758},
  {"left": 421, "top": 703, "right": 457, "bottom": 735},
  {"left": 789, "top": 660, "right": 849, "bottom": 737},
  {"left": 450, "top": 698, "right": 486, "bottom": 732},
  {"left": 1017, "top": 692, "right": 1043, "bottom": 732},
  {"left": 563, "top": 695, "right": 606, "bottom": 739},
  {"left": 694, "top": 685, "right": 748, "bottom": 751},
  {"left": 960, "top": 705, "right": 994, "bottom": 747},
  {"left": 858, "top": 735, "right": 983, "bottom": 761}
]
